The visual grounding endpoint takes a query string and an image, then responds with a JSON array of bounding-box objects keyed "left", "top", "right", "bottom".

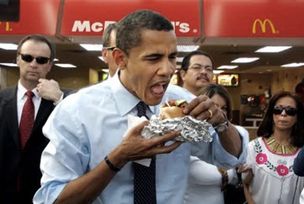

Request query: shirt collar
[
  {"left": 110, "top": 71, "right": 157, "bottom": 116},
  {"left": 17, "top": 80, "right": 38, "bottom": 100}
]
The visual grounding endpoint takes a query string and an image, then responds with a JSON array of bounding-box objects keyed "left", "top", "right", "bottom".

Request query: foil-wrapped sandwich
[{"left": 141, "top": 99, "right": 213, "bottom": 143}]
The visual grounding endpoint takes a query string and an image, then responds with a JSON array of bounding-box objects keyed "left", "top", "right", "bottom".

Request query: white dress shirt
[{"left": 17, "top": 81, "right": 41, "bottom": 124}]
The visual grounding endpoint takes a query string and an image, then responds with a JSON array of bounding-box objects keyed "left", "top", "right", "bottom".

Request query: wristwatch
[{"left": 214, "top": 120, "right": 229, "bottom": 133}]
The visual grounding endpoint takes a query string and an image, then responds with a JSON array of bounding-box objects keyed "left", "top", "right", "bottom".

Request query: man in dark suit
[{"left": 0, "top": 34, "right": 66, "bottom": 204}]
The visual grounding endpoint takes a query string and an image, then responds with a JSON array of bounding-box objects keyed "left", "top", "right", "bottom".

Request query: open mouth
[{"left": 151, "top": 81, "right": 169, "bottom": 98}]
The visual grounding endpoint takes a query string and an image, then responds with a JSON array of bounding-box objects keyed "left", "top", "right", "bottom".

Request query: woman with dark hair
[{"left": 242, "top": 91, "right": 304, "bottom": 204}]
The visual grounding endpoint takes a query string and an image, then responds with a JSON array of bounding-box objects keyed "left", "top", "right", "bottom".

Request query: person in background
[
  {"left": 180, "top": 50, "right": 248, "bottom": 204},
  {"left": 101, "top": 23, "right": 118, "bottom": 77},
  {"left": 295, "top": 78, "right": 304, "bottom": 105},
  {"left": 179, "top": 50, "right": 245, "bottom": 157},
  {"left": 294, "top": 148, "right": 304, "bottom": 177},
  {"left": 179, "top": 50, "right": 215, "bottom": 96},
  {"left": 184, "top": 84, "right": 248, "bottom": 204},
  {"left": 294, "top": 143, "right": 304, "bottom": 204},
  {"left": 242, "top": 91, "right": 304, "bottom": 204},
  {"left": 0, "top": 34, "right": 67, "bottom": 204},
  {"left": 33, "top": 10, "right": 246, "bottom": 204}
]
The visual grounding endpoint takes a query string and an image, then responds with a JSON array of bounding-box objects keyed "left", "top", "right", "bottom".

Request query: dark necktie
[
  {"left": 19, "top": 90, "right": 34, "bottom": 149},
  {"left": 133, "top": 101, "right": 156, "bottom": 204}
]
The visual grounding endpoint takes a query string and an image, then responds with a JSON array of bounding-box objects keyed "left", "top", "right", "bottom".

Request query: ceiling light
[
  {"left": 101, "top": 69, "right": 109, "bottom": 73},
  {"left": 177, "top": 45, "right": 199, "bottom": 52},
  {"left": 213, "top": 70, "right": 224, "bottom": 74},
  {"left": 80, "top": 44, "right": 103, "bottom": 51},
  {"left": 0, "top": 63, "right": 18, "bottom": 67},
  {"left": 53, "top": 58, "right": 59, "bottom": 62},
  {"left": 231, "top": 57, "right": 259, "bottom": 63},
  {"left": 255, "top": 46, "right": 292, "bottom": 53},
  {"left": 217, "top": 65, "right": 238, "bottom": 69},
  {"left": 55, "top": 63, "right": 76, "bottom": 68},
  {"left": 281, "top": 62, "right": 304, "bottom": 68},
  {"left": 98, "top": 56, "right": 104, "bottom": 61},
  {"left": 0, "top": 43, "right": 17, "bottom": 50}
]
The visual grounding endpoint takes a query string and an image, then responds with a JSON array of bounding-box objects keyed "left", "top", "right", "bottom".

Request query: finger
[
  {"left": 129, "top": 121, "right": 149, "bottom": 136},
  {"left": 153, "top": 141, "right": 182, "bottom": 154},
  {"left": 183, "top": 95, "right": 207, "bottom": 114},
  {"left": 150, "top": 131, "right": 180, "bottom": 146},
  {"left": 38, "top": 78, "right": 46, "bottom": 83}
]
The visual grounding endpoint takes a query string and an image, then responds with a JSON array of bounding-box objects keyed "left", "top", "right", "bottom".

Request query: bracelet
[
  {"left": 218, "top": 167, "right": 229, "bottom": 191},
  {"left": 104, "top": 155, "right": 121, "bottom": 172},
  {"left": 214, "top": 121, "right": 228, "bottom": 133}
]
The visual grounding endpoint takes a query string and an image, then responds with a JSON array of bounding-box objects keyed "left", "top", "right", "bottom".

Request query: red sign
[
  {"left": 0, "top": 0, "right": 60, "bottom": 35},
  {"left": 203, "top": 0, "right": 304, "bottom": 37},
  {"left": 60, "top": 0, "right": 201, "bottom": 37}
]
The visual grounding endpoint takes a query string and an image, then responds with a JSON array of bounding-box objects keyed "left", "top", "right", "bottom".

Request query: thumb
[{"left": 130, "top": 121, "right": 149, "bottom": 135}]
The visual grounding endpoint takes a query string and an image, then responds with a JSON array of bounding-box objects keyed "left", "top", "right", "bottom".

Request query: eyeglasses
[
  {"left": 189, "top": 64, "right": 213, "bottom": 72},
  {"left": 103, "top": 46, "right": 115, "bottom": 51},
  {"left": 273, "top": 106, "right": 297, "bottom": 116},
  {"left": 19, "top": 53, "right": 50, "bottom": 65}
]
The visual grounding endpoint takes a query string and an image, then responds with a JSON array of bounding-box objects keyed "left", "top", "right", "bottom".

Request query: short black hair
[
  {"left": 116, "top": 10, "right": 174, "bottom": 55},
  {"left": 257, "top": 91, "right": 304, "bottom": 147},
  {"left": 17, "top": 34, "right": 56, "bottom": 62},
  {"left": 102, "top": 23, "right": 118, "bottom": 47},
  {"left": 181, "top": 50, "right": 214, "bottom": 71}
]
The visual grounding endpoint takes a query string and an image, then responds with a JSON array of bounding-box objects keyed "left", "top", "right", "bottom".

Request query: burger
[{"left": 160, "top": 99, "right": 187, "bottom": 119}]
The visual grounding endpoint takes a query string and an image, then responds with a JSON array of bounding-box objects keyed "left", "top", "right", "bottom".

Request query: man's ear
[
  {"left": 16, "top": 55, "right": 21, "bottom": 67},
  {"left": 101, "top": 49, "right": 109, "bottom": 63},
  {"left": 112, "top": 48, "right": 127, "bottom": 69},
  {"left": 179, "top": 70, "right": 186, "bottom": 81}
]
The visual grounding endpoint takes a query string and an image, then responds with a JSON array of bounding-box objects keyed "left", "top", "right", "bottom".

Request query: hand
[
  {"left": 238, "top": 164, "right": 254, "bottom": 185},
  {"left": 37, "top": 79, "right": 63, "bottom": 102},
  {"left": 113, "top": 121, "right": 182, "bottom": 166},
  {"left": 183, "top": 95, "right": 226, "bottom": 125}
]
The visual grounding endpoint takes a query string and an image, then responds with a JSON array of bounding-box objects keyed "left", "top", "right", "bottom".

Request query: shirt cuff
[{"left": 53, "top": 91, "right": 64, "bottom": 105}]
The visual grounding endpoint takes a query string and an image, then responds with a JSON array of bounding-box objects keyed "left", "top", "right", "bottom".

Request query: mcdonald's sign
[{"left": 252, "top": 19, "right": 277, "bottom": 34}]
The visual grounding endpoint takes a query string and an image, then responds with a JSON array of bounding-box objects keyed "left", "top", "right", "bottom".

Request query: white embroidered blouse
[{"left": 246, "top": 137, "right": 304, "bottom": 204}]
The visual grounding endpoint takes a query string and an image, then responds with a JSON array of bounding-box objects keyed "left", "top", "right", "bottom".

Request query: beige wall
[{"left": 271, "top": 68, "right": 304, "bottom": 93}]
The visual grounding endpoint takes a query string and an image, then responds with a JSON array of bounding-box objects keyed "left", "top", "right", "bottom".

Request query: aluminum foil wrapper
[{"left": 141, "top": 115, "right": 213, "bottom": 143}]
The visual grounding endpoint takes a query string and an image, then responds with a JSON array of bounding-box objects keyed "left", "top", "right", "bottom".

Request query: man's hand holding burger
[{"left": 183, "top": 95, "right": 242, "bottom": 157}]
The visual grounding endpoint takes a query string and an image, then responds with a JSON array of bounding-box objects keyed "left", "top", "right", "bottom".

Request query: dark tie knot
[
  {"left": 25, "top": 90, "right": 34, "bottom": 98},
  {"left": 136, "top": 101, "right": 147, "bottom": 118}
]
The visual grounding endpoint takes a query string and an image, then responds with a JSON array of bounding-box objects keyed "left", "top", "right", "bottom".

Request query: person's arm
[
  {"left": 54, "top": 122, "right": 180, "bottom": 204},
  {"left": 239, "top": 154, "right": 255, "bottom": 204},
  {"left": 188, "top": 157, "right": 223, "bottom": 186},
  {"left": 293, "top": 148, "right": 304, "bottom": 176},
  {"left": 34, "top": 101, "right": 182, "bottom": 204},
  {"left": 243, "top": 183, "right": 255, "bottom": 204},
  {"left": 36, "top": 79, "right": 63, "bottom": 104}
]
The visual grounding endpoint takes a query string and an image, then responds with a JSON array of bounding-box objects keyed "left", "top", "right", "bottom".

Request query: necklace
[{"left": 266, "top": 136, "right": 298, "bottom": 155}]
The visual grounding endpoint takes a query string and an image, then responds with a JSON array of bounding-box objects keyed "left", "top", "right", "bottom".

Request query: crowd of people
[{"left": 0, "top": 9, "right": 303, "bottom": 204}]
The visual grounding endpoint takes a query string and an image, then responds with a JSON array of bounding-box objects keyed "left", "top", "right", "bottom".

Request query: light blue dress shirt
[{"left": 33, "top": 73, "right": 247, "bottom": 204}]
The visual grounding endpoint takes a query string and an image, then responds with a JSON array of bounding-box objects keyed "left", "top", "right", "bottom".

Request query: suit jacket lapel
[{"left": 31, "top": 99, "right": 54, "bottom": 135}]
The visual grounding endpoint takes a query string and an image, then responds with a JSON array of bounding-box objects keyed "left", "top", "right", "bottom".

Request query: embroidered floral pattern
[
  {"left": 276, "top": 165, "right": 289, "bottom": 176},
  {"left": 256, "top": 153, "right": 267, "bottom": 164},
  {"left": 253, "top": 139, "right": 293, "bottom": 176}
]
